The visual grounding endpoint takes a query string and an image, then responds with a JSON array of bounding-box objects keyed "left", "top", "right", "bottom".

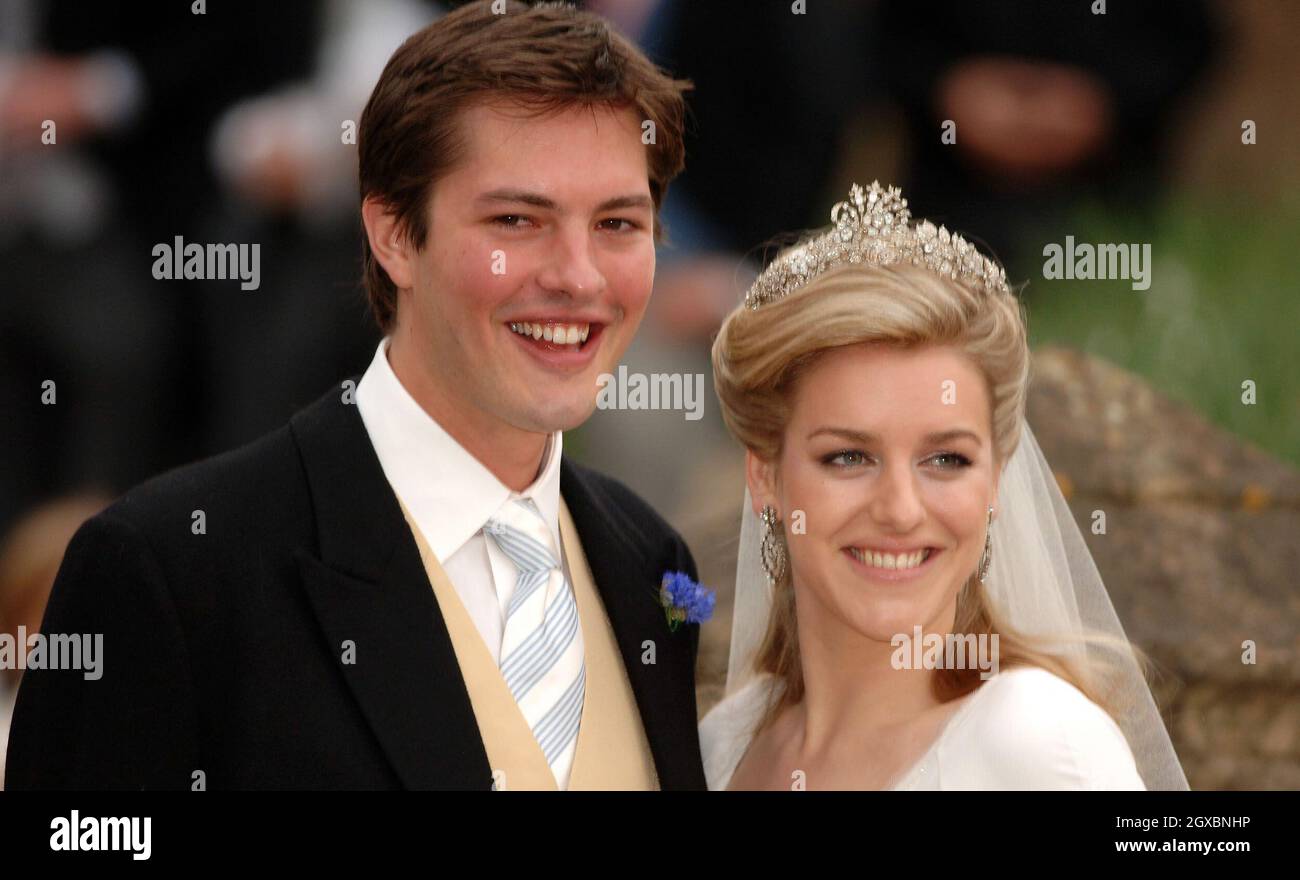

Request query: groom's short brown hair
[{"left": 358, "top": 0, "right": 693, "bottom": 333}]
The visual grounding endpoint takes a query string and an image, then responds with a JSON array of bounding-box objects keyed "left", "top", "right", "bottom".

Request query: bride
[{"left": 700, "top": 182, "right": 1188, "bottom": 791}]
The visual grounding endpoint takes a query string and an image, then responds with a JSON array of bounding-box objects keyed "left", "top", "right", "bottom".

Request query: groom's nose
[{"left": 536, "top": 224, "right": 607, "bottom": 298}]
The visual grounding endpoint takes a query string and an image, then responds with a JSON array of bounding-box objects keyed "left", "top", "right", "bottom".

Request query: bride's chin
[
  {"left": 839, "top": 611, "right": 922, "bottom": 646},
  {"left": 841, "top": 598, "right": 952, "bottom": 643}
]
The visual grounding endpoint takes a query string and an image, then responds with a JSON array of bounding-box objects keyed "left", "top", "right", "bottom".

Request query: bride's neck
[{"left": 792, "top": 605, "right": 955, "bottom": 755}]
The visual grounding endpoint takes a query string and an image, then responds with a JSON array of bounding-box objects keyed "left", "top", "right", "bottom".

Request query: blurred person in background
[
  {"left": 0, "top": 492, "right": 110, "bottom": 789},
  {"left": 0, "top": 0, "right": 319, "bottom": 539},
  {"left": 879, "top": 0, "right": 1215, "bottom": 264}
]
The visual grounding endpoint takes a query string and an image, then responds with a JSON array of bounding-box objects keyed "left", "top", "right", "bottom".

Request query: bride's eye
[
  {"left": 929, "top": 452, "right": 973, "bottom": 470},
  {"left": 821, "top": 449, "right": 869, "bottom": 468}
]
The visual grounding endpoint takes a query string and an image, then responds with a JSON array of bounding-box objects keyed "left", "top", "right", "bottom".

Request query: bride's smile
[
  {"left": 843, "top": 543, "right": 940, "bottom": 581},
  {"left": 748, "top": 341, "right": 999, "bottom": 645}
]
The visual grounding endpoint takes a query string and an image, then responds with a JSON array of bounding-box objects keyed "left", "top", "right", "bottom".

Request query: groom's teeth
[{"left": 508, "top": 321, "right": 592, "bottom": 348}]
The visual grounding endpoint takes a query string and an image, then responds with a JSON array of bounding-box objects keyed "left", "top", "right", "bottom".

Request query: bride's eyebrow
[{"left": 806, "top": 427, "right": 983, "bottom": 447}]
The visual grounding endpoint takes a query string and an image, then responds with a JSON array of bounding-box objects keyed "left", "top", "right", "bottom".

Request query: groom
[{"left": 6, "top": 1, "right": 705, "bottom": 790}]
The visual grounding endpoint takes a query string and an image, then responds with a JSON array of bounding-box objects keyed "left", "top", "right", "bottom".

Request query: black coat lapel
[
  {"left": 289, "top": 380, "right": 491, "bottom": 790},
  {"left": 560, "top": 458, "right": 706, "bottom": 791}
]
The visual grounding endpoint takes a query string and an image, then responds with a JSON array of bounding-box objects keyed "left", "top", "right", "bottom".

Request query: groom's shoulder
[
  {"left": 561, "top": 458, "right": 687, "bottom": 550},
  {"left": 97, "top": 384, "right": 344, "bottom": 545}
]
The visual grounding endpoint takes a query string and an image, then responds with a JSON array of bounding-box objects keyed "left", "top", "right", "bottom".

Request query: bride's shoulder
[
  {"left": 698, "top": 674, "right": 783, "bottom": 789},
  {"left": 947, "top": 666, "right": 1145, "bottom": 790},
  {"left": 700, "top": 674, "right": 780, "bottom": 741},
  {"left": 971, "top": 665, "right": 1102, "bottom": 714}
]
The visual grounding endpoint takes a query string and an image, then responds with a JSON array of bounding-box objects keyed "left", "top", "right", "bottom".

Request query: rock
[{"left": 1028, "top": 346, "right": 1300, "bottom": 789}]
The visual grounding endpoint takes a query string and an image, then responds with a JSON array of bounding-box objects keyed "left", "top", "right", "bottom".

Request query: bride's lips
[{"left": 843, "top": 546, "right": 942, "bottom": 583}]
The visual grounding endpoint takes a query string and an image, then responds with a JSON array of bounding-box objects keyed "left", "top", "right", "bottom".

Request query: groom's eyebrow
[
  {"left": 808, "top": 427, "right": 983, "bottom": 446},
  {"left": 475, "top": 188, "right": 653, "bottom": 213},
  {"left": 597, "top": 193, "right": 654, "bottom": 211}
]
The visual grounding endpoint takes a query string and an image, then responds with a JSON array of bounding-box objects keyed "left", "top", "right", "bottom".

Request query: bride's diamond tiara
[{"left": 744, "top": 181, "right": 1011, "bottom": 310}]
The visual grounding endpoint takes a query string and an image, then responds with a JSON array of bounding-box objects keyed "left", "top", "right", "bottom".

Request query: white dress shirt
[{"left": 354, "top": 337, "right": 571, "bottom": 666}]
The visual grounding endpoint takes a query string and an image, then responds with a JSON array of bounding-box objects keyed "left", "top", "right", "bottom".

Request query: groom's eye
[
  {"left": 490, "top": 214, "right": 534, "bottom": 229},
  {"left": 597, "top": 217, "right": 641, "bottom": 232}
]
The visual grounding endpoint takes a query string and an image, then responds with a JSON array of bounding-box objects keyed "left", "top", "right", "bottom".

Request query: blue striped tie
[{"left": 482, "top": 497, "right": 585, "bottom": 786}]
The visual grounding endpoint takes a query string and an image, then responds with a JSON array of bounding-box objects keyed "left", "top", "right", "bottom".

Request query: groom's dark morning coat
[{"left": 5, "top": 382, "right": 707, "bottom": 790}]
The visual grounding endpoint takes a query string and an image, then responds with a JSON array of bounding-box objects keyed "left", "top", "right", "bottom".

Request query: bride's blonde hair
[{"left": 712, "top": 259, "right": 1141, "bottom": 733}]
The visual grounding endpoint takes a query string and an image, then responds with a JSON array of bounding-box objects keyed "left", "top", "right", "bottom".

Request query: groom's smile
[
  {"left": 424, "top": 100, "right": 651, "bottom": 423},
  {"left": 363, "top": 98, "right": 657, "bottom": 485},
  {"left": 504, "top": 318, "right": 608, "bottom": 371}
]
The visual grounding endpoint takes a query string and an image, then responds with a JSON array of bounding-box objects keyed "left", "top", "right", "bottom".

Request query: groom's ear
[
  {"left": 362, "top": 196, "right": 416, "bottom": 293},
  {"left": 745, "top": 449, "right": 778, "bottom": 515}
]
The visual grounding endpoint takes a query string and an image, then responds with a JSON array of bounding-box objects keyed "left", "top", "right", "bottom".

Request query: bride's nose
[{"left": 866, "top": 462, "right": 925, "bottom": 532}]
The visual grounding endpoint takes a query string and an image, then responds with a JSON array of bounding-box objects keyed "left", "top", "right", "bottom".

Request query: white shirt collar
[{"left": 354, "top": 337, "right": 564, "bottom": 563}]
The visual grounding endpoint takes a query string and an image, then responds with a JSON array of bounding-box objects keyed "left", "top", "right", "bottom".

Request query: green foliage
[{"left": 1014, "top": 197, "right": 1300, "bottom": 466}]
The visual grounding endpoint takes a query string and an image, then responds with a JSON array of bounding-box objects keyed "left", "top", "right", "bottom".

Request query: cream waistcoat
[{"left": 398, "top": 497, "right": 659, "bottom": 791}]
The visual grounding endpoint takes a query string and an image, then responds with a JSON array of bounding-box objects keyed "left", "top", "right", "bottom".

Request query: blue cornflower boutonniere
[{"left": 656, "top": 570, "right": 716, "bottom": 633}]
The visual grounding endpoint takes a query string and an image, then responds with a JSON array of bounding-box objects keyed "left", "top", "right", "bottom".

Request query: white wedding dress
[{"left": 699, "top": 665, "right": 1146, "bottom": 790}]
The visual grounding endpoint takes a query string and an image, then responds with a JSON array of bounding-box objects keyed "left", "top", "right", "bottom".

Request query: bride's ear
[
  {"left": 745, "top": 449, "right": 778, "bottom": 515},
  {"left": 991, "top": 457, "right": 1006, "bottom": 519}
]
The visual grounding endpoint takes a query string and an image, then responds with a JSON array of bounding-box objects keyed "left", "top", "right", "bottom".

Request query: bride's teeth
[
  {"left": 531, "top": 324, "right": 543, "bottom": 340},
  {"left": 542, "top": 326, "right": 554, "bottom": 342},
  {"left": 580, "top": 325, "right": 590, "bottom": 342},
  {"left": 565, "top": 325, "right": 580, "bottom": 344},
  {"left": 852, "top": 547, "right": 931, "bottom": 570}
]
